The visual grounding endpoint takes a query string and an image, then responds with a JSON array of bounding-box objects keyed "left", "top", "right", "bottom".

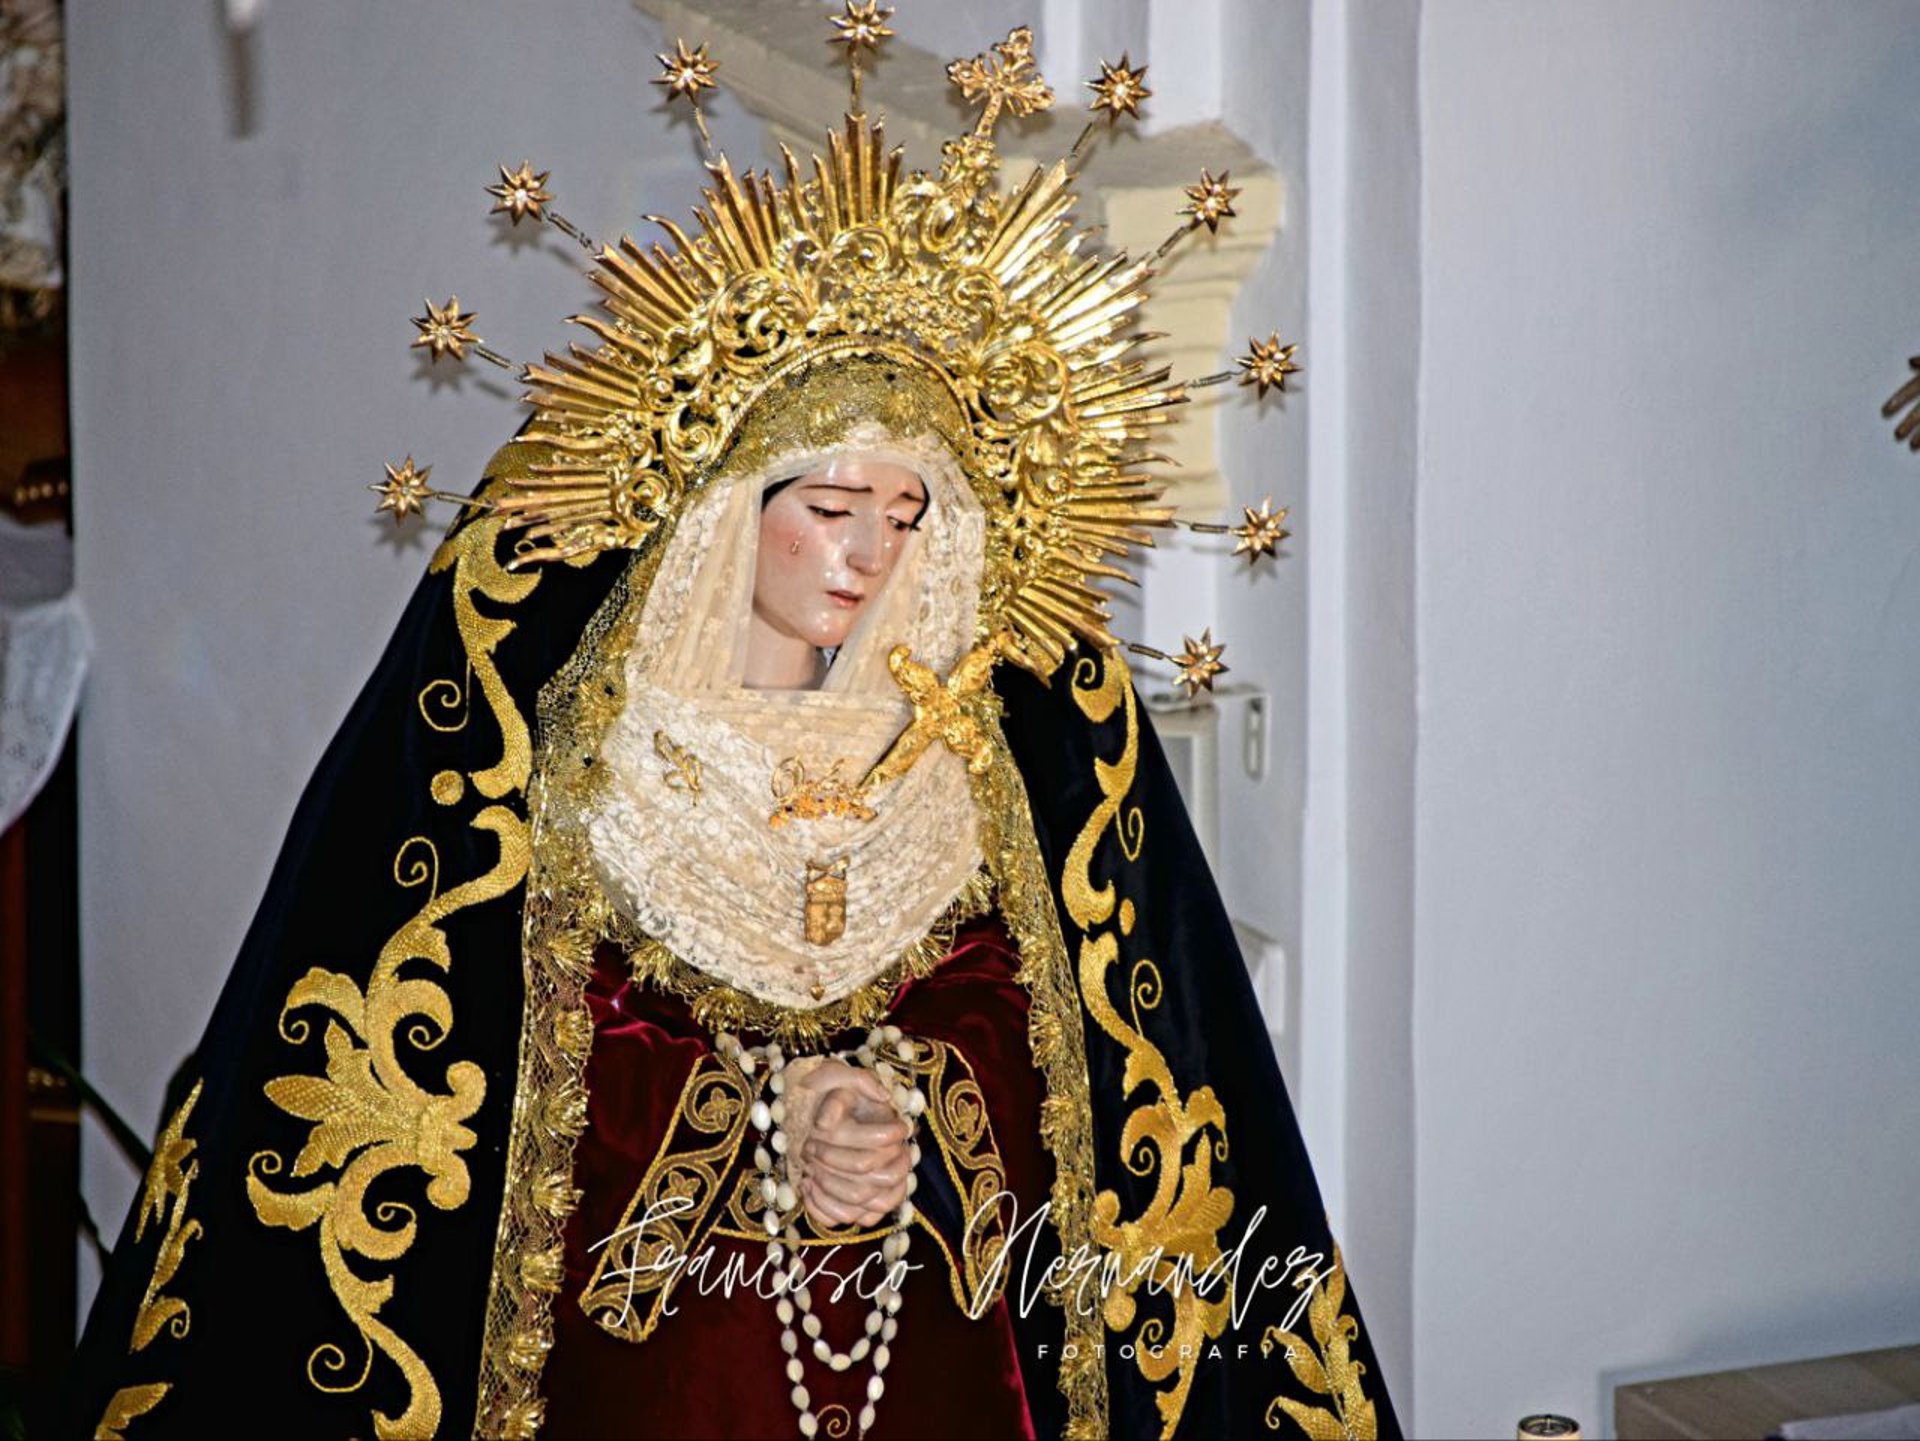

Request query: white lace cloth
[{"left": 0, "top": 515, "right": 89, "bottom": 831}]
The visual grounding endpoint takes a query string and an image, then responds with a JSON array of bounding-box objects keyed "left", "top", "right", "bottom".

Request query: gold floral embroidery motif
[
  {"left": 250, "top": 483, "right": 542, "bottom": 1441},
  {"left": 93, "top": 1081, "right": 206, "bottom": 1439},
  {"left": 1261, "top": 1240, "right": 1378, "bottom": 1441},
  {"left": 1069, "top": 651, "right": 1236, "bottom": 1439},
  {"left": 578, "top": 1056, "right": 751, "bottom": 1342}
]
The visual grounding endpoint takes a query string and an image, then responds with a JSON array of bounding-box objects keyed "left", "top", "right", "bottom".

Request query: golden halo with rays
[{"left": 496, "top": 112, "right": 1183, "bottom": 679}]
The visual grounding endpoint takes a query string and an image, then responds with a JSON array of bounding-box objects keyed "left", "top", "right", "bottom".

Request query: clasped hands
[{"left": 781, "top": 1055, "right": 914, "bottom": 1229}]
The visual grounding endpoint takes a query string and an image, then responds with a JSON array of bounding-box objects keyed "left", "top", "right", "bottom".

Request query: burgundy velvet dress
[{"left": 542, "top": 912, "right": 1054, "bottom": 1440}]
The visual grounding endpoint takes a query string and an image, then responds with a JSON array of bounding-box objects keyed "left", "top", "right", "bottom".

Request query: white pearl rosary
[{"left": 712, "top": 1023, "right": 929, "bottom": 1441}]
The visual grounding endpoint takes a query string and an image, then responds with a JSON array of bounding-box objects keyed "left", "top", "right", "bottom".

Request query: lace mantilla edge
[{"left": 618, "top": 865, "right": 995, "bottom": 1051}]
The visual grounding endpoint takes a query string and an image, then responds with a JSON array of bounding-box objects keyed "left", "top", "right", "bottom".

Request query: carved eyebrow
[{"left": 798, "top": 478, "right": 928, "bottom": 504}]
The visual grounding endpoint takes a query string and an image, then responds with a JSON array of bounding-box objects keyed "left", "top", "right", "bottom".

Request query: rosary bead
[
  {"left": 849, "top": 1336, "right": 871, "bottom": 1362},
  {"left": 881, "top": 1316, "right": 898, "bottom": 1342},
  {"left": 776, "top": 1181, "right": 797, "bottom": 1211},
  {"left": 799, "top": 1409, "right": 818, "bottom": 1438},
  {"left": 829, "top": 1352, "right": 853, "bottom": 1373},
  {"left": 750, "top": 1100, "right": 772, "bottom": 1131},
  {"left": 867, "top": 1375, "right": 886, "bottom": 1403},
  {"left": 791, "top": 1384, "right": 810, "bottom": 1411},
  {"left": 874, "top": 1342, "right": 891, "bottom": 1372},
  {"left": 776, "top": 1298, "right": 795, "bottom": 1326},
  {"left": 859, "top": 1403, "right": 877, "bottom": 1434},
  {"left": 786, "top": 1358, "right": 805, "bottom": 1385}
]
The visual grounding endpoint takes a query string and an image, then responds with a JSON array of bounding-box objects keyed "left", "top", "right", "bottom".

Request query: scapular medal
[{"left": 804, "top": 858, "right": 848, "bottom": 948}]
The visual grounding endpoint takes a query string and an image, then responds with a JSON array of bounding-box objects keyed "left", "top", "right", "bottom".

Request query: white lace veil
[{"left": 584, "top": 416, "right": 989, "bottom": 1011}]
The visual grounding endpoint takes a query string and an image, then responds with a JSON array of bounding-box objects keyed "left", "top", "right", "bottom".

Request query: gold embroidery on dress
[
  {"left": 578, "top": 1056, "right": 751, "bottom": 1342},
  {"left": 1261, "top": 1239, "right": 1379, "bottom": 1441},
  {"left": 93, "top": 1080, "right": 206, "bottom": 1439},
  {"left": 249, "top": 477, "right": 541, "bottom": 1441}
]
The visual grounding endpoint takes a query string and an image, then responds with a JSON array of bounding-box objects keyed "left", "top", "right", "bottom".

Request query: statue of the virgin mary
[{"left": 60, "top": 35, "right": 1402, "bottom": 1441}]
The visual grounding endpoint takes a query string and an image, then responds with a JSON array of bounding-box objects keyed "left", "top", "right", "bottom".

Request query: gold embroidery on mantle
[
  {"left": 93, "top": 1080, "right": 206, "bottom": 1439},
  {"left": 578, "top": 1056, "right": 751, "bottom": 1342},
  {"left": 1261, "top": 1239, "right": 1378, "bottom": 1440},
  {"left": 249, "top": 478, "right": 542, "bottom": 1441},
  {"left": 93, "top": 1385, "right": 168, "bottom": 1441},
  {"left": 1068, "top": 650, "right": 1233, "bottom": 1439}
]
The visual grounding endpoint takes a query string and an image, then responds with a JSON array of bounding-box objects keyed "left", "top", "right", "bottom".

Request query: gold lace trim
[{"left": 968, "top": 713, "right": 1109, "bottom": 1437}]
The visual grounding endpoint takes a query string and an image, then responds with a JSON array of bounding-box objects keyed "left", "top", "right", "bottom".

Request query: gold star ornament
[
  {"left": 410, "top": 296, "right": 479, "bottom": 363},
  {"left": 1181, "top": 169, "right": 1240, "bottom": 233},
  {"left": 371, "top": 457, "right": 433, "bottom": 525},
  {"left": 1173, "top": 629, "right": 1229, "bottom": 698},
  {"left": 654, "top": 37, "right": 719, "bottom": 102},
  {"left": 829, "top": 0, "right": 894, "bottom": 55},
  {"left": 1236, "top": 332, "right": 1302, "bottom": 398},
  {"left": 1232, "top": 498, "right": 1291, "bottom": 563},
  {"left": 1087, "top": 54, "right": 1151, "bottom": 120},
  {"left": 486, "top": 162, "right": 551, "bottom": 225}
]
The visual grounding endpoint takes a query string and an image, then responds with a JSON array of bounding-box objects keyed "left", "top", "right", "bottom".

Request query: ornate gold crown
[{"left": 377, "top": 12, "right": 1300, "bottom": 694}]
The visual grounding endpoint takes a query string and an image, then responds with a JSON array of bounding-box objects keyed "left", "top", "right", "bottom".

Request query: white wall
[
  {"left": 1416, "top": 3, "right": 1920, "bottom": 1435},
  {"left": 65, "top": 0, "right": 754, "bottom": 1310}
]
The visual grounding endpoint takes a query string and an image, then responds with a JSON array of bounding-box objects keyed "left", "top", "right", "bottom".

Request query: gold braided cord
[{"left": 496, "top": 114, "right": 1179, "bottom": 680}]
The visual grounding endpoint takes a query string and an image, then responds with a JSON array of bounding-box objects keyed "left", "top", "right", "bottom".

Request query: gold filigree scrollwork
[
  {"left": 1067, "top": 651, "right": 1236, "bottom": 1438},
  {"left": 578, "top": 1057, "right": 751, "bottom": 1342},
  {"left": 93, "top": 1081, "right": 207, "bottom": 1439},
  {"left": 430, "top": 505, "right": 541, "bottom": 800},
  {"left": 247, "top": 805, "right": 527, "bottom": 1441},
  {"left": 1261, "top": 1240, "right": 1379, "bottom": 1440}
]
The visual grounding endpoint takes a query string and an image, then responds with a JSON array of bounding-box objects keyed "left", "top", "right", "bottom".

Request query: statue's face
[{"left": 753, "top": 457, "right": 927, "bottom": 649}]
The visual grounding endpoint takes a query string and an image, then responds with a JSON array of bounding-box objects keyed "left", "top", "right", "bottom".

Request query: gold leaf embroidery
[
  {"left": 93, "top": 1081, "right": 207, "bottom": 1439},
  {"left": 1261, "top": 1241, "right": 1378, "bottom": 1441},
  {"left": 248, "top": 806, "right": 523, "bottom": 1440},
  {"left": 249, "top": 468, "right": 543, "bottom": 1441},
  {"left": 127, "top": 1080, "right": 205, "bottom": 1352},
  {"left": 93, "top": 1383, "right": 169, "bottom": 1441},
  {"left": 1069, "top": 651, "right": 1234, "bottom": 1438}
]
